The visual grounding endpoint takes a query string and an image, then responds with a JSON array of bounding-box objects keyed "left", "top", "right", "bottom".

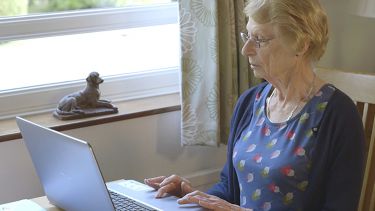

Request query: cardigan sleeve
[
  {"left": 206, "top": 161, "right": 231, "bottom": 201},
  {"left": 206, "top": 83, "right": 268, "bottom": 203},
  {"left": 205, "top": 89, "right": 249, "bottom": 202},
  {"left": 307, "top": 89, "right": 365, "bottom": 211}
]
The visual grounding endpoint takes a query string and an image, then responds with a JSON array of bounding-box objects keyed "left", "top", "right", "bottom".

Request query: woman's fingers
[
  {"left": 144, "top": 176, "right": 166, "bottom": 189},
  {"left": 181, "top": 181, "right": 193, "bottom": 195},
  {"left": 178, "top": 190, "right": 209, "bottom": 204},
  {"left": 198, "top": 199, "right": 224, "bottom": 210},
  {"left": 178, "top": 191, "right": 242, "bottom": 211},
  {"left": 145, "top": 175, "right": 193, "bottom": 198},
  {"left": 159, "top": 174, "right": 182, "bottom": 186},
  {"left": 156, "top": 182, "right": 177, "bottom": 198},
  {"left": 145, "top": 175, "right": 166, "bottom": 184}
]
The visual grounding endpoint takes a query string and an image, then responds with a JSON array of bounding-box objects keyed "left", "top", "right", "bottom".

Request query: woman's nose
[{"left": 241, "top": 40, "right": 256, "bottom": 57}]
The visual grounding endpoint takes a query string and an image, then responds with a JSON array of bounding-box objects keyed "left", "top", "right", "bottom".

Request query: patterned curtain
[{"left": 180, "top": 0, "right": 258, "bottom": 146}]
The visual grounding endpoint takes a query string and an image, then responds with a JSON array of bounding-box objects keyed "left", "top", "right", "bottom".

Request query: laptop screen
[{"left": 16, "top": 117, "right": 115, "bottom": 211}]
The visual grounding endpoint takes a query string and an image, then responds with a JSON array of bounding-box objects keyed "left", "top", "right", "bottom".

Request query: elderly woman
[{"left": 145, "top": 0, "right": 365, "bottom": 210}]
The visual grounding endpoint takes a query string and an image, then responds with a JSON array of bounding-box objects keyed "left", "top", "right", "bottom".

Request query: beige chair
[{"left": 316, "top": 67, "right": 375, "bottom": 211}]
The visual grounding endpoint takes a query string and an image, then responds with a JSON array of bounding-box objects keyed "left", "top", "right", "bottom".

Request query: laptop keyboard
[{"left": 109, "top": 190, "right": 156, "bottom": 211}]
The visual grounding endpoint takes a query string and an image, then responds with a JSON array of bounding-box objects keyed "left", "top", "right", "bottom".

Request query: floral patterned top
[
  {"left": 207, "top": 82, "right": 365, "bottom": 211},
  {"left": 232, "top": 83, "right": 336, "bottom": 210}
]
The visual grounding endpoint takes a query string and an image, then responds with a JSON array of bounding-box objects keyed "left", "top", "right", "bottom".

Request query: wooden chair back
[{"left": 315, "top": 67, "right": 375, "bottom": 211}]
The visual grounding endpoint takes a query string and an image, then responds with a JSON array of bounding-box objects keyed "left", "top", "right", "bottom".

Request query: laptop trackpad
[{"left": 107, "top": 180, "right": 207, "bottom": 211}]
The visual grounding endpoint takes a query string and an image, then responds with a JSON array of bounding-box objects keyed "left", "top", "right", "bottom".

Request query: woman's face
[{"left": 241, "top": 18, "right": 299, "bottom": 83}]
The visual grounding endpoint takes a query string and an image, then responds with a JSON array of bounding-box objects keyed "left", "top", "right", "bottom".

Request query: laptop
[{"left": 16, "top": 117, "right": 206, "bottom": 211}]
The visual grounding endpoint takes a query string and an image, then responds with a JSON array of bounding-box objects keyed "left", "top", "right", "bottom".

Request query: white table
[{"left": 31, "top": 196, "right": 63, "bottom": 211}]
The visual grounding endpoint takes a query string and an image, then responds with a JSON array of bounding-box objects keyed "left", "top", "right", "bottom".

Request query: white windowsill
[{"left": 0, "top": 93, "right": 181, "bottom": 142}]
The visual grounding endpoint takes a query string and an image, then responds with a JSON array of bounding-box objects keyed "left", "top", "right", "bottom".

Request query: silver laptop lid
[{"left": 16, "top": 117, "right": 115, "bottom": 211}]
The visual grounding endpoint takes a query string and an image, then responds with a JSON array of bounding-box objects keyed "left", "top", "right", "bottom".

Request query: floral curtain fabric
[{"left": 179, "top": 0, "right": 257, "bottom": 146}]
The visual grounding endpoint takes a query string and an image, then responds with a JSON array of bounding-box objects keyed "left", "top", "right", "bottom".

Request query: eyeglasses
[{"left": 240, "top": 32, "right": 274, "bottom": 48}]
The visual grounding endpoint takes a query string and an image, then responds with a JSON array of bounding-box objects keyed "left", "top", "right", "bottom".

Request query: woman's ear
[{"left": 296, "top": 40, "right": 310, "bottom": 57}]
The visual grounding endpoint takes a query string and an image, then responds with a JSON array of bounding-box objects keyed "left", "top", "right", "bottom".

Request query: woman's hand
[
  {"left": 178, "top": 190, "right": 253, "bottom": 211},
  {"left": 144, "top": 175, "right": 193, "bottom": 198}
]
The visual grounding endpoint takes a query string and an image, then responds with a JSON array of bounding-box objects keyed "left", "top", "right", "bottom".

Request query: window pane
[
  {"left": 0, "top": 23, "right": 179, "bottom": 91},
  {"left": 0, "top": 0, "right": 176, "bottom": 17}
]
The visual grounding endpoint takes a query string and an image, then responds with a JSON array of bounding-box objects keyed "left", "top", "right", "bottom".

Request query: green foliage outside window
[
  {"left": 0, "top": 0, "right": 28, "bottom": 16},
  {"left": 28, "top": 0, "right": 129, "bottom": 13},
  {"left": 0, "top": 0, "right": 175, "bottom": 17}
]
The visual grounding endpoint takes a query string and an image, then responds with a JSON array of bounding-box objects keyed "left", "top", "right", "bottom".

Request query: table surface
[{"left": 31, "top": 196, "right": 63, "bottom": 211}]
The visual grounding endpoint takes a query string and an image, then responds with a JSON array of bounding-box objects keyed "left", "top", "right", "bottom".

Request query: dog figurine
[{"left": 55, "top": 72, "right": 117, "bottom": 116}]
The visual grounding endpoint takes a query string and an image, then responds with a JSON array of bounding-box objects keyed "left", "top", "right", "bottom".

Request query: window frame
[{"left": 0, "top": 2, "right": 180, "bottom": 120}]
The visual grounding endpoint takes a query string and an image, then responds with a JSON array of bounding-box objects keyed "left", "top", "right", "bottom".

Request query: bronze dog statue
[{"left": 54, "top": 72, "right": 118, "bottom": 117}]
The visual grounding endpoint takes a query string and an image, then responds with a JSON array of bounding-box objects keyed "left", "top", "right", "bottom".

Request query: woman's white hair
[{"left": 244, "top": 0, "right": 329, "bottom": 61}]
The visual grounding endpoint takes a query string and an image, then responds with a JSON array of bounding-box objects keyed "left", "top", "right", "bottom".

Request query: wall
[
  {"left": 0, "top": 111, "right": 227, "bottom": 204},
  {"left": 318, "top": 0, "right": 375, "bottom": 73}
]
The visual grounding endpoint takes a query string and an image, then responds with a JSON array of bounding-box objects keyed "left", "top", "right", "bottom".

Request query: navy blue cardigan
[{"left": 207, "top": 82, "right": 365, "bottom": 211}]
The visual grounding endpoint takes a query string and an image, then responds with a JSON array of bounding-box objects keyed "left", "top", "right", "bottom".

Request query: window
[{"left": 0, "top": 1, "right": 180, "bottom": 119}]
